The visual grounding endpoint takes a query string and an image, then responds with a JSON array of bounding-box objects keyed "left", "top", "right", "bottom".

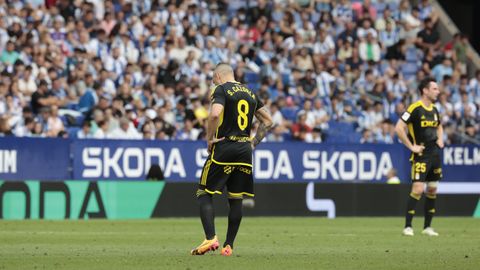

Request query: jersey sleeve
[
  {"left": 254, "top": 93, "right": 264, "bottom": 111},
  {"left": 401, "top": 103, "right": 417, "bottom": 124},
  {"left": 210, "top": 85, "right": 225, "bottom": 106},
  {"left": 400, "top": 110, "right": 413, "bottom": 123}
]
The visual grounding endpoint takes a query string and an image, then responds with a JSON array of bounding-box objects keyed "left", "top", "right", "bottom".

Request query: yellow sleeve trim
[
  {"left": 210, "top": 85, "right": 220, "bottom": 97},
  {"left": 407, "top": 101, "right": 422, "bottom": 113}
]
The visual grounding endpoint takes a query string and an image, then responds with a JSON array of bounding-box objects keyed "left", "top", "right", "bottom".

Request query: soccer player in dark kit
[
  {"left": 191, "top": 63, "right": 273, "bottom": 255},
  {"left": 395, "top": 77, "right": 444, "bottom": 237}
]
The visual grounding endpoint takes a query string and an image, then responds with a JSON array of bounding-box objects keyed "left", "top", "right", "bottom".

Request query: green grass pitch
[{"left": 1, "top": 217, "right": 479, "bottom": 269}]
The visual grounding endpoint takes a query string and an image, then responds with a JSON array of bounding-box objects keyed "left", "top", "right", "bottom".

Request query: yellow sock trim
[{"left": 410, "top": 192, "right": 421, "bottom": 200}]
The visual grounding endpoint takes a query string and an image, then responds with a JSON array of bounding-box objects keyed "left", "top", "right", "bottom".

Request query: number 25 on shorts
[{"left": 415, "top": 162, "right": 426, "bottom": 173}]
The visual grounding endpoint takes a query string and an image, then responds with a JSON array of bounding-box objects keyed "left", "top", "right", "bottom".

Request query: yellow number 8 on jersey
[{"left": 237, "top": 99, "right": 249, "bottom": 130}]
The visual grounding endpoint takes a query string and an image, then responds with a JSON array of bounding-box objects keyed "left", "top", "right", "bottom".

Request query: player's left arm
[
  {"left": 206, "top": 103, "right": 224, "bottom": 153},
  {"left": 436, "top": 123, "right": 444, "bottom": 148},
  {"left": 435, "top": 109, "right": 444, "bottom": 148},
  {"left": 252, "top": 107, "right": 273, "bottom": 148},
  {"left": 206, "top": 86, "right": 226, "bottom": 153}
]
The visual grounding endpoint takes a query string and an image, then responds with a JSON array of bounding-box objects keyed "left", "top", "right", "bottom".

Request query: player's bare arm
[
  {"left": 395, "top": 119, "right": 425, "bottom": 154},
  {"left": 436, "top": 124, "right": 444, "bottom": 148},
  {"left": 206, "top": 103, "right": 225, "bottom": 153},
  {"left": 252, "top": 107, "right": 273, "bottom": 148}
]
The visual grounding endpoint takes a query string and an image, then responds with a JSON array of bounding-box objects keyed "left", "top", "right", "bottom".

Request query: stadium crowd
[{"left": 0, "top": 0, "right": 478, "bottom": 144}]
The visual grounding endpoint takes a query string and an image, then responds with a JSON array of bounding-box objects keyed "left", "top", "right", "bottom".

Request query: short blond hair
[{"left": 213, "top": 63, "right": 234, "bottom": 77}]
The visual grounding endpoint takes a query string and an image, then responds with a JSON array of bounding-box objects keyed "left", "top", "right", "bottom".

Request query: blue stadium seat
[
  {"left": 348, "top": 132, "right": 362, "bottom": 143},
  {"left": 75, "top": 115, "right": 85, "bottom": 126},
  {"left": 281, "top": 73, "right": 291, "bottom": 86},
  {"left": 401, "top": 63, "right": 418, "bottom": 80},
  {"left": 67, "top": 127, "right": 81, "bottom": 138},
  {"left": 245, "top": 71, "right": 260, "bottom": 84},
  {"left": 405, "top": 47, "right": 420, "bottom": 62}
]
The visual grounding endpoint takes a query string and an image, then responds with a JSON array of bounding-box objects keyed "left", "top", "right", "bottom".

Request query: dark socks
[
  {"left": 198, "top": 194, "right": 215, "bottom": 240},
  {"left": 224, "top": 199, "right": 243, "bottom": 248},
  {"left": 405, "top": 192, "right": 421, "bottom": 228},
  {"left": 424, "top": 194, "right": 436, "bottom": 228}
]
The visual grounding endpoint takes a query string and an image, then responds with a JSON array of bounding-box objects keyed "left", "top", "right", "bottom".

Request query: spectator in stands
[
  {"left": 379, "top": 21, "right": 399, "bottom": 52},
  {"left": 359, "top": 32, "right": 381, "bottom": 62},
  {"left": 463, "top": 123, "right": 480, "bottom": 144},
  {"left": 360, "top": 128, "right": 375, "bottom": 144},
  {"left": 386, "top": 168, "right": 401, "bottom": 184},
  {"left": 375, "top": 8, "right": 396, "bottom": 32},
  {"left": 292, "top": 110, "right": 313, "bottom": 142},
  {"left": 0, "top": 116, "right": 12, "bottom": 136},
  {"left": 108, "top": 117, "right": 141, "bottom": 140},
  {"left": 431, "top": 58, "right": 453, "bottom": 83},
  {"left": 0, "top": 0, "right": 475, "bottom": 145},
  {"left": 416, "top": 18, "right": 440, "bottom": 53},
  {"left": 454, "top": 91, "right": 477, "bottom": 118},
  {"left": 77, "top": 121, "right": 93, "bottom": 139},
  {"left": 298, "top": 69, "right": 318, "bottom": 101},
  {"left": 176, "top": 118, "right": 200, "bottom": 140},
  {"left": 454, "top": 34, "right": 470, "bottom": 74},
  {"left": 141, "top": 121, "right": 155, "bottom": 140},
  {"left": 266, "top": 125, "right": 285, "bottom": 142},
  {"left": 375, "top": 119, "right": 394, "bottom": 144},
  {"left": 46, "top": 105, "right": 64, "bottom": 137},
  {"left": 418, "top": 0, "right": 438, "bottom": 23},
  {"left": 0, "top": 40, "right": 19, "bottom": 67},
  {"left": 31, "top": 80, "right": 57, "bottom": 115}
]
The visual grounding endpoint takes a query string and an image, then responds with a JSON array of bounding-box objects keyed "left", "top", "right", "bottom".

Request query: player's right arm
[
  {"left": 395, "top": 112, "right": 424, "bottom": 154},
  {"left": 252, "top": 107, "right": 273, "bottom": 148}
]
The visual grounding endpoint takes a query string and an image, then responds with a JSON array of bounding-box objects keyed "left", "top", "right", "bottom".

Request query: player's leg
[
  {"left": 403, "top": 161, "right": 427, "bottom": 235},
  {"left": 222, "top": 165, "right": 254, "bottom": 256},
  {"left": 198, "top": 193, "right": 216, "bottom": 240},
  {"left": 422, "top": 181, "right": 439, "bottom": 236},
  {"left": 191, "top": 160, "right": 227, "bottom": 255},
  {"left": 223, "top": 196, "right": 242, "bottom": 256},
  {"left": 191, "top": 192, "right": 220, "bottom": 255},
  {"left": 422, "top": 155, "right": 442, "bottom": 236},
  {"left": 403, "top": 181, "right": 424, "bottom": 235}
]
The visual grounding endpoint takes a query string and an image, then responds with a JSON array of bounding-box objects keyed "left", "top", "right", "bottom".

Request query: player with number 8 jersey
[
  {"left": 191, "top": 63, "right": 273, "bottom": 256},
  {"left": 208, "top": 82, "right": 263, "bottom": 167}
]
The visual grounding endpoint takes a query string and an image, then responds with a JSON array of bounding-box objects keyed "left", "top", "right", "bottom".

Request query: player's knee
[
  {"left": 426, "top": 181, "right": 438, "bottom": 195},
  {"left": 412, "top": 185, "right": 424, "bottom": 196}
]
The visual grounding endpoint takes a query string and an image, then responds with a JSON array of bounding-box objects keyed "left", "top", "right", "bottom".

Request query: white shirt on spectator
[
  {"left": 386, "top": 79, "right": 407, "bottom": 97},
  {"left": 92, "top": 128, "right": 106, "bottom": 139},
  {"left": 359, "top": 41, "right": 381, "bottom": 62},
  {"left": 104, "top": 55, "right": 127, "bottom": 79},
  {"left": 379, "top": 29, "right": 399, "bottom": 48},
  {"left": 113, "top": 38, "right": 140, "bottom": 63},
  {"left": 144, "top": 45, "right": 166, "bottom": 67},
  {"left": 271, "top": 110, "right": 285, "bottom": 127},
  {"left": 107, "top": 124, "right": 142, "bottom": 140},
  {"left": 18, "top": 76, "right": 37, "bottom": 96},
  {"left": 313, "top": 35, "right": 335, "bottom": 55},
  {"left": 454, "top": 101, "right": 477, "bottom": 116},
  {"left": 316, "top": 71, "right": 336, "bottom": 97},
  {"left": 77, "top": 129, "right": 94, "bottom": 139},
  {"left": 176, "top": 128, "right": 200, "bottom": 141}
]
